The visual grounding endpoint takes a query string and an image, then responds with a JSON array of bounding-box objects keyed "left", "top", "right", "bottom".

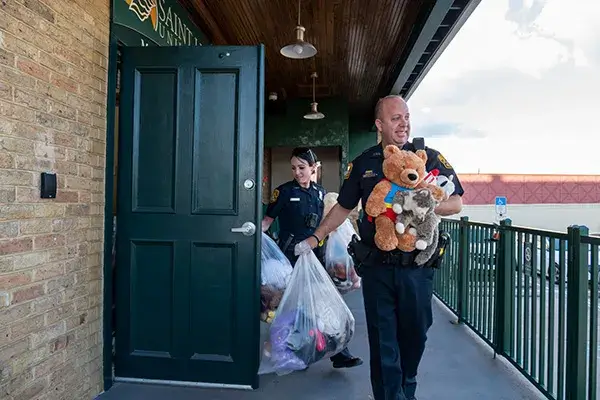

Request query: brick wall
[
  {"left": 0, "top": 0, "right": 109, "bottom": 399},
  {"left": 459, "top": 174, "right": 600, "bottom": 205}
]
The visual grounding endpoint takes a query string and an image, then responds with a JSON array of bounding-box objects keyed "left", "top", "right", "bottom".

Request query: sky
[{"left": 408, "top": 0, "right": 600, "bottom": 175}]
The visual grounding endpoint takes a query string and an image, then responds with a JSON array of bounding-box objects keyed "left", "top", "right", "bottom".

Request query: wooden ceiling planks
[{"left": 184, "top": 0, "right": 432, "bottom": 118}]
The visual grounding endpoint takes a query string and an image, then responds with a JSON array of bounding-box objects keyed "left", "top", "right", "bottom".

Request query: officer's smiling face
[
  {"left": 291, "top": 157, "right": 314, "bottom": 186},
  {"left": 376, "top": 97, "right": 411, "bottom": 147}
]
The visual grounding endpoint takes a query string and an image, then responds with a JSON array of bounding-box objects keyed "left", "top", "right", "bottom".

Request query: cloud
[
  {"left": 413, "top": 122, "right": 486, "bottom": 139},
  {"left": 408, "top": 0, "right": 600, "bottom": 174},
  {"left": 505, "top": 0, "right": 547, "bottom": 30}
]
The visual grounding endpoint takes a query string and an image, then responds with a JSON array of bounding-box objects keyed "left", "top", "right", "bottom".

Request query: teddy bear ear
[
  {"left": 384, "top": 145, "right": 401, "bottom": 158},
  {"left": 415, "top": 149, "right": 428, "bottom": 162}
]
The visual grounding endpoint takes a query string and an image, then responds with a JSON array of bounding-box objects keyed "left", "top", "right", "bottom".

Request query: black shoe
[{"left": 332, "top": 356, "right": 363, "bottom": 369}]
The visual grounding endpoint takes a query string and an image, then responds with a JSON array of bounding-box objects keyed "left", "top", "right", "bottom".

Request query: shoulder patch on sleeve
[
  {"left": 437, "top": 153, "right": 452, "bottom": 169},
  {"left": 344, "top": 162, "right": 353, "bottom": 180},
  {"left": 270, "top": 189, "right": 280, "bottom": 203}
]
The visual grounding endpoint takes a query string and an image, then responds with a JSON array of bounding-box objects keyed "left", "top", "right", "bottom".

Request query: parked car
[
  {"left": 533, "top": 237, "right": 599, "bottom": 284},
  {"left": 468, "top": 230, "right": 599, "bottom": 285}
]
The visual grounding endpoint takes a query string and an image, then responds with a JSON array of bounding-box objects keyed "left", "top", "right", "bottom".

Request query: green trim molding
[{"left": 112, "top": 0, "right": 210, "bottom": 46}]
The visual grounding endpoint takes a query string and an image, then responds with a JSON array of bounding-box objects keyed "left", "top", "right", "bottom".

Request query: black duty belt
[
  {"left": 348, "top": 232, "right": 449, "bottom": 273},
  {"left": 379, "top": 250, "right": 417, "bottom": 266},
  {"left": 347, "top": 236, "right": 416, "bottom": 268}
]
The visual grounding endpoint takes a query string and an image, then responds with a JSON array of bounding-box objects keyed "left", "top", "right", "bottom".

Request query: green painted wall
[
  {"left": 348, "top": 130, "right": 377, "bottom": 161},
  {"left": 265, "top": 98, "right": 350, "bottom": 181},
  {"left": 265, "top": 98, "right": 377, "bottom": 184}
]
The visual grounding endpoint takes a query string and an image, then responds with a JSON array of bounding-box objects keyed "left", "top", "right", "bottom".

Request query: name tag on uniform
[
  {"left": 290, "top": 198, "right": 300, "bottom": 202},
  {"left": 363, "top": 170, "right": 377, "bottom": 178}
]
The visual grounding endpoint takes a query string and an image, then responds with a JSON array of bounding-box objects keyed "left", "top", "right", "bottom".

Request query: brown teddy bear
[
  {"left": 260, "top": 285, "right": 284, "bottom": 323},
  {"left": 365, "top": 145, "right": 445, "bottom": 252}
]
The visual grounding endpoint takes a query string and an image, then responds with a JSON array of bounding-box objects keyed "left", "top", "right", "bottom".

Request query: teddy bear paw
[
  {"left": 408, "top": 227, "right": 417, "bottom": 236},
  {"left": 395, "top": 222, "right": 405, "bottom": 234},
  {"left": 415, "top": 240, "right": 427, "bottom": 250},
  {"left": 392, "top": 203, "right": 403, "bottom": 214}
]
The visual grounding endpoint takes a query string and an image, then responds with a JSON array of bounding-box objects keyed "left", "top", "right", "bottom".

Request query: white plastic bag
[
  {"left": 259, "top": 251, "right": 355, "bottom": 376},
  {"left": 325, "top": 219, "right": 362, "bottom": 294},
  {"left": 261, "top": 233, "right": 293, "bottom": 323}
]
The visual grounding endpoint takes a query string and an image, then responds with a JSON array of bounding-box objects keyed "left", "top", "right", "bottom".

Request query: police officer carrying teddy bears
[{"left": 293, "top": 95, "right": 465, "bottom": 400}]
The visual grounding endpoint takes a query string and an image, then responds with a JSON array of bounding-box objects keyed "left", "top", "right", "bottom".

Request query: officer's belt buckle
[{"left": 382, "top": 251, "right": 413, "bottom": 266}]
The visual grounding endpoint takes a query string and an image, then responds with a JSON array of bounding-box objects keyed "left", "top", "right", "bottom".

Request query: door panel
[
  {"left": 115, "top": 45, "right": 264, "bottom": 388},
  {"left": 191, "top": 70, "right": 238, "bottom": 213},
  {"left": 130, "top": 240, "right": 174, "bottom": 356},
  {"left": 133, "top": 69, "right": 177, "bottom": 213}
]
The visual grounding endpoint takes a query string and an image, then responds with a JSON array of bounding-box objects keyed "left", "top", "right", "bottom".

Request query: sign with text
[{"left": 113, "top": 0, "right": 210, "bottom": 47}]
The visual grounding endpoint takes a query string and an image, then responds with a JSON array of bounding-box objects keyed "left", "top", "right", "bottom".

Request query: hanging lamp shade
[
  {"left": 280, "top": 26, "right": 317, "bottom": 59},
  {"left": 281, "top": 0, "right": 317, "bottom": 60},
  {"left": 304, "top": 72, "right": 324, "bottom": 120},
  {"left": 304, "top": 102, "right": 324, "bottom": 120}
]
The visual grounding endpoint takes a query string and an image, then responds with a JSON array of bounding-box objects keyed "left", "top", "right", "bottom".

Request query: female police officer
[
  {"left": 261, "top": 147, "right": 363, "bottom": 369},
  {"left": 294, "top": 96, "right": 464, "bottom": 400}
]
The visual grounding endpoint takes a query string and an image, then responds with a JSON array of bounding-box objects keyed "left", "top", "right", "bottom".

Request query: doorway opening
[{"left": 267, "top": 146, "right": 342, "bottom": 194}]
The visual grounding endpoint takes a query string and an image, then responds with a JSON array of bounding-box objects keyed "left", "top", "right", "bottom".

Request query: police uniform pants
[{"left": 361, "top": 263, "right": 434, "bottom": 400}]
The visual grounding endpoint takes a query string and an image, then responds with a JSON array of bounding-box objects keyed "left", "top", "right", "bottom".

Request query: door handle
[{"left": 230, "top": 222, "right": 256, "bottom": 236}]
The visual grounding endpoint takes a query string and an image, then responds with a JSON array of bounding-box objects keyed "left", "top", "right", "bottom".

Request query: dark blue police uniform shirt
[
  {"left": 337, "top": 142, "right": 465, "bottom": 248},
  {"left": 266, "top": 180, "right": 326, "bottom": 245}
]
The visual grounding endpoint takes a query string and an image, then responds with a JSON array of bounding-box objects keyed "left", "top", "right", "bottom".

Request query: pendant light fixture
[
  {"left": 280, "top": 0, "right": 317, "bottom": 59},
  {"left": 304, "top": 72, "right": 325, "bottom": 120}
]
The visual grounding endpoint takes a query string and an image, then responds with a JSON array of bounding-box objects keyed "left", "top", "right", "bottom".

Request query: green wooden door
[{"left": 115, "top": 45, "right": 264, "bottom": 388}]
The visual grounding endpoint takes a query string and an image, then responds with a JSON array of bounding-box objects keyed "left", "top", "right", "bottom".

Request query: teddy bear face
[{"left": 382, "top": 145, "right": 428, "bottom": 189}]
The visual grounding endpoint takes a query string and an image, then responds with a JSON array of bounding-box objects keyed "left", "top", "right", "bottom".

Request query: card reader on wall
[{"left": 40, "top": 172, "right": 57, "bottom": 199}]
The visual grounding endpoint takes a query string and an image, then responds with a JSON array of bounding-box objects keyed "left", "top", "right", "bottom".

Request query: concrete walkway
[{"left": 98, "top": 290, "right": 544, "bottom": 400}]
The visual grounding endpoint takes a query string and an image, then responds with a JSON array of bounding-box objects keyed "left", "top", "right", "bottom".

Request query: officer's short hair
[
  {"left": 291, "top": 147, "right": 318, "bottom": 166},
  {"left": 375, "top": 95, "right": 405, "bottom": 120}
]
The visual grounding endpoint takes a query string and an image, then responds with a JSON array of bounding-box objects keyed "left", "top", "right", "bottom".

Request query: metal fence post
[
  {"left": 456, "top": 216, "right": 469, "bottom": 324},
  {"left": 565, "top": 225, "right": 588, "bottom": 400},
  {"left": 494, "top": 218, "right": 513, "bottom": 358}
]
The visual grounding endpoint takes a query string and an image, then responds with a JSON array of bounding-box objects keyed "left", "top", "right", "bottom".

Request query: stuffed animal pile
[
  {"left": 323, "top": 193, "right": 361, "bottom": 294},
  {"left": 364, "top": 145, "right": 446, "bottom": 253},
  {"left": 261, "top": 233, "right": 293, "bottom": 323},
  {"left": 260, "top": 252, "right": 356, "bottom": 376},
  {"left": 268, "top": 285, "right": 354, "bottom": 372},
  {"left": 324, "top": 219, "right": 361, "bottom": 294}
]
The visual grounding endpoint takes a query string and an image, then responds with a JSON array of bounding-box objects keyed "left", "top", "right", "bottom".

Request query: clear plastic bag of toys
[
  {"left": 324, "top": 219, "right": 362, "bottom": 294},
  {"left": 258, "top": 251, "right": 355, "bottom": 376},
  {"left": 261, "top": 233, "right": 293, "bottom": 323}
]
